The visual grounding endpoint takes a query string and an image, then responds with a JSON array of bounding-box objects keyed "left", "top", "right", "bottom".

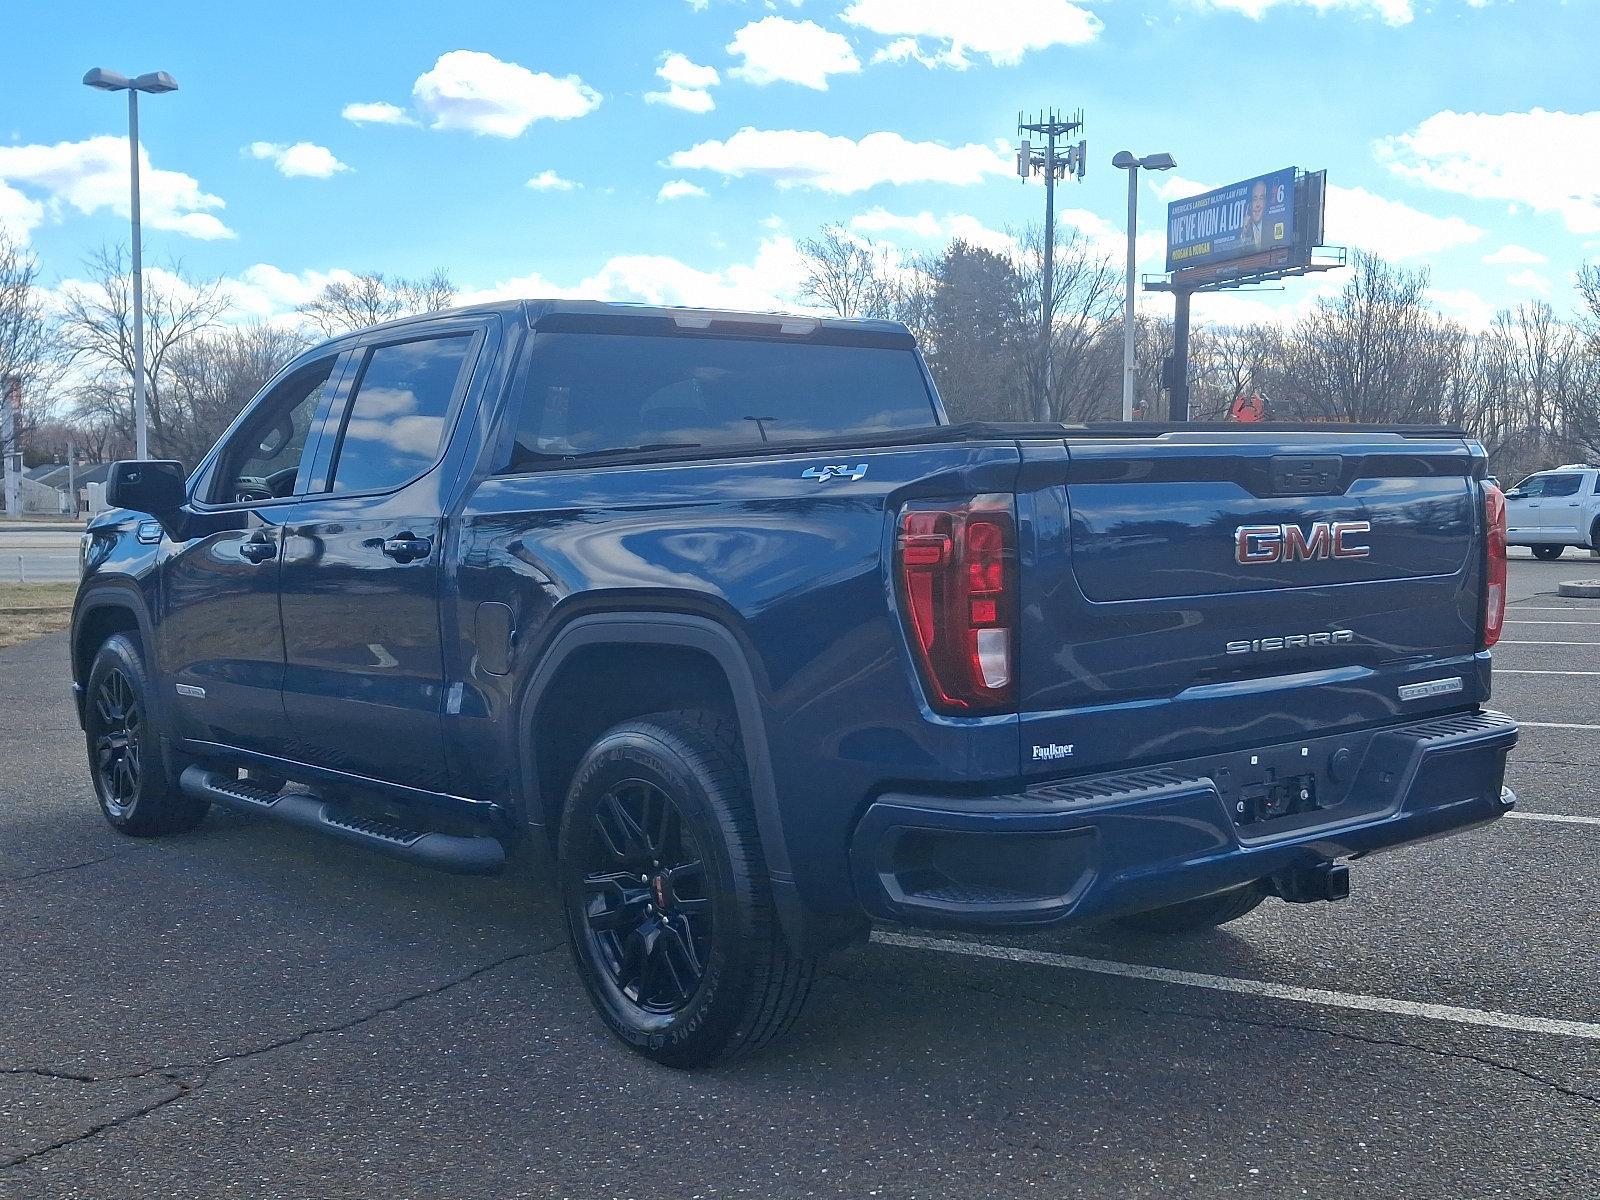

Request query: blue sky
[{"left": 2, "top": 0, "right": 1596, "bottom": 330}]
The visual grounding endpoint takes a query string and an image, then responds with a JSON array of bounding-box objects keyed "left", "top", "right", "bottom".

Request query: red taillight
[
  {"left": 896, "top": 495, "right": 1017, "bottom": 713},
  {"left": 1483, "top": 483, "right": 1507, "bottom": 648}
]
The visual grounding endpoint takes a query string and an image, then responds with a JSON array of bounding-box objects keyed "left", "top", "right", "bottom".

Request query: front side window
[
  {"left": 209, "top": 356, "right": 337, "bottom": 505},
  {"left": 1543, "top": 473, "right": 1583, "bottom": 498},
  {"left": 506, "top": 332, "right": 939, "bottom": 468},
  {"left": 328, "top": 335, "right": 471, "bottom": 494},
  {"left": 1512, "top": 475, "right": 1547, "bottom": 498}
]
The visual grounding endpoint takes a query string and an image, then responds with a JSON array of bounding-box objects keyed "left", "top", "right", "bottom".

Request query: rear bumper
[{"left": 848, "top": 710, "right": 1517, "bottom": 929}]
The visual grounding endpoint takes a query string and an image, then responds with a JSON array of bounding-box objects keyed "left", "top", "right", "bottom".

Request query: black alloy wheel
[
  {"left": 89, "top": 665, "right": 144, "bottom": 819},
  {"left": 557, "top": 712, "right": 817, "bottom": 1067},
  {"left": 576, "top": 778, "right": 715, "bottom": 1018},
  {"left": 84, "top": 633, "right": 209, "bottom": 836}
]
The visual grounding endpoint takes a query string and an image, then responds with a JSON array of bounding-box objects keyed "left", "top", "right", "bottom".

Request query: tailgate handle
[{"left": 1268, "top": 455, "right": 1343, "bottom": 496}]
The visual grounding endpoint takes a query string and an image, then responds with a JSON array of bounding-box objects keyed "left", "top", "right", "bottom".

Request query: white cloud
[
  {"left": 1482, "top": 244, "right": 1547, "bottom": 266},
  {"left": 842, "top": 0, "right": 1102, "bottom": 67},
  {"left": 1377, "top": 108, "right": 1600, "bottom": 234},
  {"left": 527, "top": 169, "right": 578, "bottom": 191},
  {"left": 658, "top": 179, "right": 709, "bottom": 201},
  {"left": 1150, "top": 174, "right": 1483, "bottom": 261},
  {"left": 0, "top": 136, "right": 233, "bottom": 241},
  {"left": 850, "top": 208, "right": 1016, "bottom": 254},
  {"left": 214, "top": 263, "right": 351, "bottom": 323},
  {"left": 247, "top": 141, "right": 350, "bottom": 179},
  {"left": 461, "top": 236, "right": 809, "bottom": 314},
  {"left": 412, "top": 50, "right": 601, "bottom": 137},
  {"left": 1188, "top": 0, "right": 1415, "bottom": 25},
  {"left": 1506, "top": 267, "right": 1551, "bottom": 295},
  {"left": 341, "top": 101, "right": 417, "bottom": 127},
  {"left": 646, "top": 53, "right": 720, "bottom": 113},
  {"left": 667, "top": 127, "right": 1010, "bottom": 193},
  {"left": 1325, "top": 184, "right": 1483, "bottom": 259},
  {"left": 1177, "top": 273, "right": 1346, "bottom": 331},
  {"left": 0, "top": 182, "right": 46, "bottom": 241},
  {"left": 727, "top": 18, "right": 862, "bottom": 90},
  {"left": 1429, "top": 286, "right": 1499, "bottom": 332}
]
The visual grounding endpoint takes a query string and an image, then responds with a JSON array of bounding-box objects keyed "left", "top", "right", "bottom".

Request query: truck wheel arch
[
  {"left": 514, "top": 612, "right": 794, "bottom": 893},
  {"left": 72, "top": 582, "right": 158, "bottom": 723}
]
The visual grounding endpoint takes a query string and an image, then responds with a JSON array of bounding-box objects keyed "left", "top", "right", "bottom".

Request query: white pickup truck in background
[{"left": 1504, "top": 465, "right": 1600, "bottom": 560}]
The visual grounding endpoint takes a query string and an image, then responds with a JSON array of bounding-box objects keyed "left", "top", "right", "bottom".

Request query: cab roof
[{"left": 323, "top": 298, "right": 914, "bottom": 346}]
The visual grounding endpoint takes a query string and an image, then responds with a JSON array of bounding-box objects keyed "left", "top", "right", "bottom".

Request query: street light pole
[
  {"left": 83, "top": 68, "right": 178, "bottom": 462},
  {"left": 1111, "top": 150, "right": 1177, "bottom": 422},
  {"left": 1120, "top": 162, "right": 1139, "bottom": 422},
  {"left": 127, "top": 88, "right": 147, "bottom": 460}
]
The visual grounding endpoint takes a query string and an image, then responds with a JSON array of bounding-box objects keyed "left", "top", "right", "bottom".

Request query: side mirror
[
  {"left": 1503, "top": 489, "right": 1524, "bottom": 500},
  {"left": 106, "top": 460, "right": 187, "bottom": 516}
]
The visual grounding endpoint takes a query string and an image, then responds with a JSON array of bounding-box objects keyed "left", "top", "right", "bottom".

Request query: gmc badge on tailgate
[{"left": 1235, "top": 521, "right": 1371, "bottom": 564}]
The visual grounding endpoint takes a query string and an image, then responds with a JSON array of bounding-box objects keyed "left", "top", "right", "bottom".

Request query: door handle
[
  {"left": 239, "top": 536, "right": 278, "bottom": 563},
  {"left": 381, "top": 535, "right": 432, "bottom": 563}
]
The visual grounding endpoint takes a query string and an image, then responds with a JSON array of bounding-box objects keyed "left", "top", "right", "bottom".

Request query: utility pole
[
  {"left": 2, "top": 375, "right": 19, "bottom": 519},
  {"left": 1016, "top": 110, "right": 1086, "bottom": 424}
]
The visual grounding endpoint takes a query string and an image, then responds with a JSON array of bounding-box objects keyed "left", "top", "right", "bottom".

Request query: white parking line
[
  {"left": 1497, "top": 641, "right": 1600, "bottom": 646},
  {"left": 1496, "top": 670, "right": 1600, "bottom": 676},
  {"left": 1516, "top": 721, "right": 1600, "bottom": 731},
  {"left": 1506, "top": 811, "right": 1600, "bottom": 827},
  {"left": 1508, "top": 607, "right": 1600, "bottom": 612},
  {"left": 1503, "top": 620, "right": 1600, "bottom": 626},
  {"left": 871, "top": 931, "right": 1600, "bottom": 1040}
]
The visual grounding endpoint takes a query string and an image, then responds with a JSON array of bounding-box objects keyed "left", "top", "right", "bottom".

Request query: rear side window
[
  {"left": 1544, "top": 473, "right": 1583, "bottom": 497},
  {"left": 328, "top": 336, "right": 471, "bottom": 494},
  {"left": 507, "top": 332, "right": 938, "bottom": 468}
]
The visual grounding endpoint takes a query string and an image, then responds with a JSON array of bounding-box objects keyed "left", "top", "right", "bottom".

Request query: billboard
[{"left": 1166, "top": 168, "right": 1297, "bottom": 273}]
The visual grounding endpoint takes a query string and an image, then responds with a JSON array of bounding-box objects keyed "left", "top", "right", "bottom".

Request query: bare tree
[
  {"left": 796, "top": 226, "right": 897, "bottom": 319},
  {"left": 0, "top": 230, "right": 63, "bottom": 457},
  {"left": 298, "top": 269, "right": 457, "bottom": 337},
  {"left": 1273, "top": 253, "right": 1460, "bottom": 425},
  {"left": 58, "top": 246, "right": 229, "bottom": 459},
  {"left": 163, "top": 323, "right": 313, "bottom": 465},
  {"left": 1011, "top": 225, "right": 1123, "bottom": 423}
]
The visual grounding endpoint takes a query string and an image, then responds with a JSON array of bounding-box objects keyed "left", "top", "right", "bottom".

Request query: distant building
[{"left": 21, "top": 462, "right": 115, "bottom": 515}]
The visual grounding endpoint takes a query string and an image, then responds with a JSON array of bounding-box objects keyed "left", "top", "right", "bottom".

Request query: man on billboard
[{"left": 1240, "top": 180, "right": 1270, "bottom": 252}]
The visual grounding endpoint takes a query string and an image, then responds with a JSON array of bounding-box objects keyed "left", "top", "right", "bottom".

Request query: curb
[{"left": 1557, "top": 579, "right": 1600, "bottom": 599}]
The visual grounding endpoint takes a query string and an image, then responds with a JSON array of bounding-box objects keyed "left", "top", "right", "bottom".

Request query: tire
[
  {"left": 1531, "top": 545, "right": 1565, "bottom": 561},
  {"left": 1114, "top": 882, "right": 1268, "bottom": 935},
  {"left": 84, "top": 634, "right": 209, "bottom": 837},
  {"left": 557, "top": 710, "right": 816, "bottom": 1068},
  {"left": 1589, "top": 519, "right": 1600, "bottom": 552}
]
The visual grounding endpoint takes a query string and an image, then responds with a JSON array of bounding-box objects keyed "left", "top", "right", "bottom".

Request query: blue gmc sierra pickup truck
[{"left": 73, "top": 300, "right": 1518, "bottom": 1066}]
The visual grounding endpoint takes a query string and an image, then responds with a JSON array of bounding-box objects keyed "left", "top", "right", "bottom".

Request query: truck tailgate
[{"left": 1018, "top": 430, "right": 1487, "bottom": 777}]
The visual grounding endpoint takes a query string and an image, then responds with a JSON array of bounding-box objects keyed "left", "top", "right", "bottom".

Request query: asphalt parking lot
[{"left": 2, "top": 551, "right": 1596, "bottom": 1199}]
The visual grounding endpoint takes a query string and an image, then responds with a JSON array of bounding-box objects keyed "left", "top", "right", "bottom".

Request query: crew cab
[
  {"left": 1503, "top": 464, "right": 1600, "bottom": 560},
  {"left": 72, "top": 300, "right": 1519, "bottom": 1066}
]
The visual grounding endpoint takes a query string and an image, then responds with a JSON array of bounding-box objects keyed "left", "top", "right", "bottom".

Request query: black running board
[{"left": 180, "top": 766, "right": 506, "bottom": 875}]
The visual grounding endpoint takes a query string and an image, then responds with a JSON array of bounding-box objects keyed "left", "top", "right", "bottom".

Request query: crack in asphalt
[
  {"left": 823, "top": 962, "right": 1600, "bottom": 1108},
  {"left": 0, "top": 1074, "right": 195, "bottom": 1174},
  {"left": 0, "top": 853, "right": 127, "bottom": 889},
  {"left": 0, "top": 1066, "right": 100, "bottom": 1084},
  {"left": 0, "top": 940, "right": 562, "bottom": 1172}
]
